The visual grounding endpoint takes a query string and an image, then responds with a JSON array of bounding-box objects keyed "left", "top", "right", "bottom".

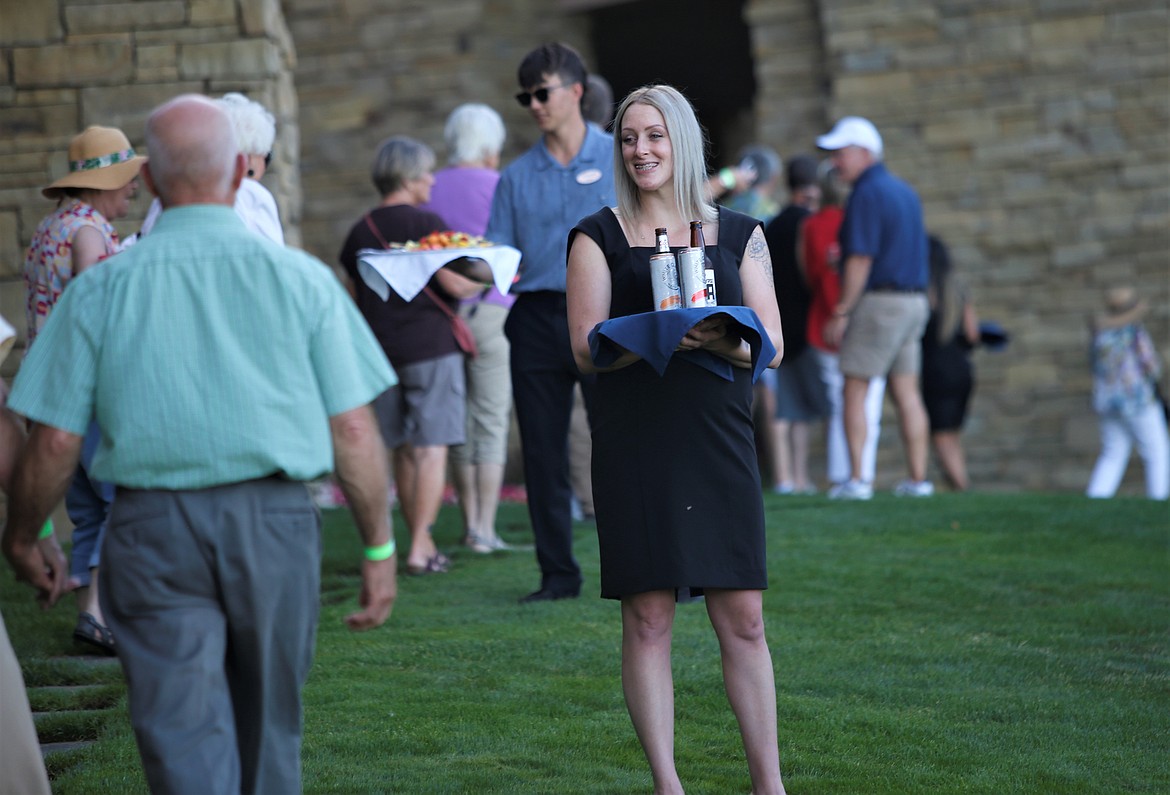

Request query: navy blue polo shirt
[{"left": 838, "top": 162, "right": 928, "bottom": 290}]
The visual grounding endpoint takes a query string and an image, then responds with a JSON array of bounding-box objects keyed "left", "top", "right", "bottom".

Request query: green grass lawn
[{"left": 5, "top": 493, "right": 1168, "bottom": 793}]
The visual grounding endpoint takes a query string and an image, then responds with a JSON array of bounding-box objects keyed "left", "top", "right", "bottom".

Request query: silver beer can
[
  {"left": 649, "top": 252, "right": 682, "bottom": 311},
  {"left": 677, "top": 247, "right": 709, "bottom": 308}
]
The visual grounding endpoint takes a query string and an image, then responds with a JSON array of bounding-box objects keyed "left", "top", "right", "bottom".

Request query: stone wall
[
  {"left": 842, "top": 3, "right": 1160, "bottom": 494},
  {"left": 0, "top": 0, "right": 301, "bottom": 376},
  {"left": 750, "top": 0, "right": 1169, "bottom": 493},
  {"left": 1, "top": 0, "right": 1166, "bottom": 494},
  {"left": 282, "top": 0, "right": 592, "bottom": 271}
]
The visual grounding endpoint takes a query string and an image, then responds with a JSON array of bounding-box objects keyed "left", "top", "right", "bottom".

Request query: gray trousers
[{"left": 101, "top": 478, "right": 321, "bottom": 795}]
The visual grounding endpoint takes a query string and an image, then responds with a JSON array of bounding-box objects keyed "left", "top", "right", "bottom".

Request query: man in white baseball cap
[
  {"left": 817, "top": 116, "right": 933, "bottom": 500},
  {"left": 815, "top": 116, "right": 883, "bottom": 158}
]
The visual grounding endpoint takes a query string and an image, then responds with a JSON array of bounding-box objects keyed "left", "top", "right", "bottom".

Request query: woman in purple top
[{"left": 421, "top": 104, "right": 517, "bottom": 553}]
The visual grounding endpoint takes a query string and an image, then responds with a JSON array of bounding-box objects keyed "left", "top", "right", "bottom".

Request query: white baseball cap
[{"left": 816, "top": 116, "right": 883, "bottom": 156}]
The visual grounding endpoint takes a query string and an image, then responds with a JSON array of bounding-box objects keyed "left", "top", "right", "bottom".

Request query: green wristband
[
  {"left": 38, "top": 519, "right": 54, "bottom": 540},
  {"left": 364, "top": 539, "right": 396, "bottom": 561}
]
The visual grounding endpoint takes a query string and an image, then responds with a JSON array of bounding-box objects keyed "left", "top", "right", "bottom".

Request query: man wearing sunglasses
[{"left": 486, "top": 42, "right": 615, "bottom": 603}]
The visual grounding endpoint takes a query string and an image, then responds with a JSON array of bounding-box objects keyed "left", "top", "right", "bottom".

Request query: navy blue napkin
[
  {"left": 588, "top": 307, "right": 776, "bottom": 383},
  {"left": 978, "top": 320, "right": 1010, "bottom": 352}
]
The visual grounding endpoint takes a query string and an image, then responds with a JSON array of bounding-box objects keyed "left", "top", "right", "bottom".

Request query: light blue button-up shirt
[
  {"left": 9, "top": 205, "right": 396, "bottom": 490},
  {"left": 486, "top": 122, "right": 616, "bottom": 293}
]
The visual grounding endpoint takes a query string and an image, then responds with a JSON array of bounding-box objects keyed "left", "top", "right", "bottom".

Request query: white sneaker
[
  {"left": 893, "top": 479, "right": 935, "bottom": 497},
  {"left": 828, "top": 479, "right": 873, "bottom": 500}
]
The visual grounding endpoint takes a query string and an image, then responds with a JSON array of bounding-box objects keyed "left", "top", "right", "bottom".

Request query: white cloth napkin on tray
[{"left": 357, "top": 245, "right": 521, "bottom": 302}]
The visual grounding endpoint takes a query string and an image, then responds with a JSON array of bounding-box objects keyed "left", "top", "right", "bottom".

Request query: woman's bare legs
[
  {"left": 80, "top": 569, "right": 107, "bottom": 626},
  {"left": 456, "top": 462, "right": 506, "bottom": 549},
  {"left": 393, "top": 444, "right": 447, "bottom": 568},
  {"left": 454, "top": 463, "right": 479, "bottom": 539},
  {"left": 474, "top": 462, "right": 505, "bottom": 543},
  {"left": 705, "top": 589, "right": 786, "bottom": 795},
  {"left": 790, "top": 421, "right": 812, "bottom": 492},
  {"left": 769, "top": 418, "right": 793, "bottom": 491},
  {"left": 931, "top": 430, "right": 969, "bottom": 491},
  {"left": 622, "top": 590, "right": 683, "bottom": 795}
]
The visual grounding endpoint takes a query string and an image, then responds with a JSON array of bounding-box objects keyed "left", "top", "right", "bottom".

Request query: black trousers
[{"left": 505, "top": 291, "right": 596, "bottom": 593}]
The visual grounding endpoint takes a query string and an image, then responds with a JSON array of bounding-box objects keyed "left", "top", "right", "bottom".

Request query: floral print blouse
[
  {"left": 23, "top": 198, "right": 120, "bottom": 347},
  {"left": 1091, "top": 322, "right": 1161, "bottom": 416}
]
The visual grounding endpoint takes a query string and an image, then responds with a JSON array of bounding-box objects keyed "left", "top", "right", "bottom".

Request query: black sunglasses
[{"left": 515, "top": 83, "right": 568, "bottom": 108}]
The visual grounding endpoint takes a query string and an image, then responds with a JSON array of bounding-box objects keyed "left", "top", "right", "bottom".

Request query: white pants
[
  {"left": 1086, "top": 402, "right": 1170, "bottom": 500},
  {"left": 815, "top": 348, "right": 886, "bottom": 484}
]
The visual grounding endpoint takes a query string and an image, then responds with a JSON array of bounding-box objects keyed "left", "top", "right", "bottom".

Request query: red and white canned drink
[
  {"left": 649, "top": 252, "right": 682, "bottom": 311},
  {"left": 677, "top": 247, "right": 709, "bottom": 308}
]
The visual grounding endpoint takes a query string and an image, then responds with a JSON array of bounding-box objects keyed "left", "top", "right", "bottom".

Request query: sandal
[
  {"left": 406, "top": 552, "right": 450, "bottom": 576},
  {"left": 73, "top": 612, "right": 116, "bottom": 656},
  {"left": 464, "top": 533, "right": 514, "bottom": 553}
]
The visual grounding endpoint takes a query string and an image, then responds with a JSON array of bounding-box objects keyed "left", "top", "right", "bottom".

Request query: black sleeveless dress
[
  {"left": 569, "top": 206, "right": 768, "bottom": 599},
  {"left": 921, "top": 308, "right": 974, "bottom": 431}
]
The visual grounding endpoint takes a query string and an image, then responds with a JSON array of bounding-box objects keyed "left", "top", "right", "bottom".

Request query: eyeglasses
[{"left": 515, "top": 83, "right": 569, "bottom": 108}]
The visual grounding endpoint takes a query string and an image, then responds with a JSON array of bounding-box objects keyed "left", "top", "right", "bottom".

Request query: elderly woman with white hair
[
  {"left": 420, "top": 104, "right": 516, "bottom": 554},
  {"left": 140, "top": 92, "right": 283, "bottom": 244}
]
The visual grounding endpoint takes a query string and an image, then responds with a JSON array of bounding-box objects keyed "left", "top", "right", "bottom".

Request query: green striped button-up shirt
[{"left": 10, "top": 204, "right": 396, "bottom": 490}]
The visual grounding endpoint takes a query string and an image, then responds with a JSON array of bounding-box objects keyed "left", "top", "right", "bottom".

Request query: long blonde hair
[
  {"left": 928, "top": 236, "right": 965, "bottom": 343},
  {"left": 612, "top": 85, "right": 716, "bottom": 226}
]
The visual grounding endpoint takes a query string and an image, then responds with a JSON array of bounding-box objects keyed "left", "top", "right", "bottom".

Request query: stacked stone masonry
[{"left": 1, "top": 0, "right": 1165, "bottom": 494}]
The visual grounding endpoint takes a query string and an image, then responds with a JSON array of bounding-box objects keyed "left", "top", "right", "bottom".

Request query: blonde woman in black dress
[{"left": 567, "top": 85, "right": 786, "bottom": 795}]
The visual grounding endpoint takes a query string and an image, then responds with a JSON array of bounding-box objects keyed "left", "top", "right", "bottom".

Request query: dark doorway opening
[{"left": 586, "top": 0, "right": 757, "bottom": 172}]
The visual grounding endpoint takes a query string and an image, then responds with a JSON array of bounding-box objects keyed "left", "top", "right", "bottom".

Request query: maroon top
[{"left": 339, "top": 204, "right": 460, "bottom": 366}]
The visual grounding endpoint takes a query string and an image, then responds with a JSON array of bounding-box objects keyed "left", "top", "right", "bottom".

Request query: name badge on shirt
[{"left": 576, "top": 168, "right": 603, "bottom": 185}]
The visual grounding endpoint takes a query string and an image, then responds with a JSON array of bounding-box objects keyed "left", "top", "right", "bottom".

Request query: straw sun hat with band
[{"left": 42, "top": 126, "right": 147, "bottom": 200}]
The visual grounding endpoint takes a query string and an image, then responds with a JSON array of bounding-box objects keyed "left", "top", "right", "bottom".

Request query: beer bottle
[
  {"left": 654, "top": 226, "right": 670, "bottom": 254},
  {"left": 690, "top": 220, "right": 717, "bottom": 306},
  {"left": 689, "top": 220, "right": 704, "bottom": 250},
  {"left": 690, "top": 220, "right": 715, "bottom": 269}
]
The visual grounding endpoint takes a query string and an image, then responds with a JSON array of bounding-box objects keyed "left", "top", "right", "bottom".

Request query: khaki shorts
[
  {"left": 449, "top": 302, "right": 512, "bottom": 466},
  {"left": 839, "top": 291, "right": 929, "bottom": 379}
]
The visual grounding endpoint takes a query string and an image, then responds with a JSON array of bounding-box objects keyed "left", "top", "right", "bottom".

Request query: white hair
[
  {"left": 443, "top": 103, "right": 506, "bottom": 166},
  {"left": 216, "top": 92, "right": 276, "bottom": 155}
]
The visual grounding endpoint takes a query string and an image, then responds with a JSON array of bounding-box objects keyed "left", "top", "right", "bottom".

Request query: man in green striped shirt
[{"left": 2, "top": 95, "right": 397, "bottom": 795}]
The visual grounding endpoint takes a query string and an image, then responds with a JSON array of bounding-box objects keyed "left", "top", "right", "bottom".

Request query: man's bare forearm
[
  {"left": 3, "top": 423, "right": 81, "bottom": 604},
  {"left": 836, "top": 255, "right": 873, "bottom": 315},
  {"left": 3, "top": 423, "right": 81, "bottom": 554},
  {"left": 329, "top": 405, "right": 392, "bottom": 547}
]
